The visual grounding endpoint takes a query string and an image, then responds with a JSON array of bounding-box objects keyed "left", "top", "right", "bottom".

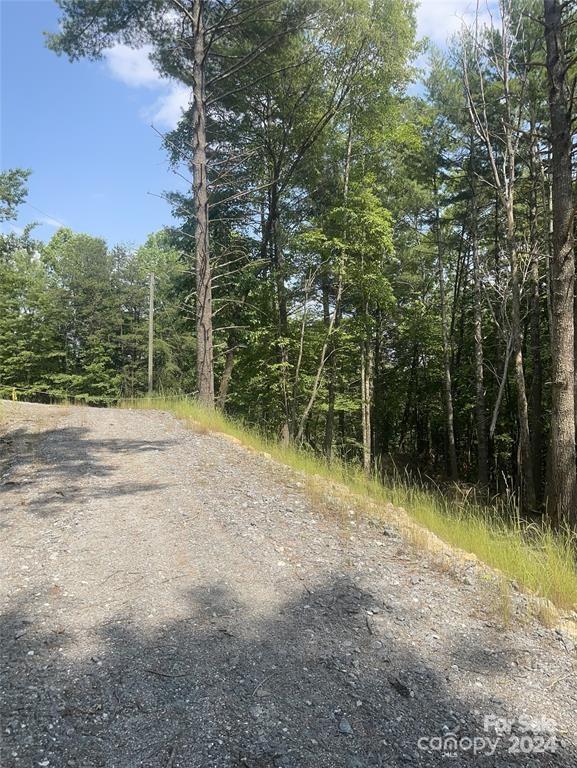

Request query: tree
[
  {"left": 0, "top": 229, "right": 65, "bottom": 397},
  {"left": 42, "top": 229, "right": 123, "bottom": 402},
  {"left": 462, "top": 0, "right": 537, "bottom": 510},
  {"left": 543, "top": 0, "right": 576, "bottom": 526},
  {"left": 0, "top": 169, "right": 31, "bottom": 222},
  {"left": 48, "top": 0, "right": 297, "bottom": 407}
]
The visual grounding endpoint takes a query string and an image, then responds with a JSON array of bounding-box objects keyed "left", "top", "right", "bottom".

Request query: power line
[{"left": 24, "top": 202, "right": 66, "bottom": 228}]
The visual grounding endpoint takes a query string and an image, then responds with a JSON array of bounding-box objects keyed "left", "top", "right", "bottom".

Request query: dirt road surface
[{"left": 1, "top": 401, "right": 576, "bottom": 767}]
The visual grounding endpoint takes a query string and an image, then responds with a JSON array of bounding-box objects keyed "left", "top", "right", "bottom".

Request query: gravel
[{"left": 1, "top": 400, "right": 576, "bottom": 767}]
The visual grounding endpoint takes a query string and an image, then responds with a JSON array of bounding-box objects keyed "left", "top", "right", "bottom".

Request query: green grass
[{"left": 124, "top": 395, "right": 577, "bottom": 614}]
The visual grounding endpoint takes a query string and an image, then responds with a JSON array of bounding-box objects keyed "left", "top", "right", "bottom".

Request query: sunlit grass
[{"left": 123, "top": 395, "right": 577, "bottom": 613}]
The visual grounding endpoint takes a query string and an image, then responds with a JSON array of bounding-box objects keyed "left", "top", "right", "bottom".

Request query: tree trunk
[
  {"left": 324, "top": 112, "right": 352, "bottom": 458},
  {"left": 322, "top": 275, "right": 336, "bottom": 457},
  {"left": 361, "top": 336, "right": 373, "bottom": 475},
  {"left": 435, "top": 194, "right": 458, "bottom": 480},
  {"left": 270, "top": 179, "right": 290, "bottom": 442},
  {"left": 507, "top": 206, "right": 537, "bottom": 511},
  {"left": 295, "top": 275, "right": 342, "bottom": 444},
  {"left": 372, "top": 309, "right": 385, "bottom": 466},
  {"left": 470, "top": 183, "right": 489, "bottom": 486},
  {"left": 191, "top": 0, "right": 214, "bottom": 407},
  {"left": 216, "top": 345, "right": 235, "bottom": 410},
  {"left": 544, "top": 0, "right": 577, "bottom": 526},
  {"left": 398, "top": 344, "right": 418, "bottom": 454},
  {"left": 464, "top": 0, "right": 535, "bottom": 508},
  {"left": 528, "top": 131, "right": 543, "bottom": 504}
]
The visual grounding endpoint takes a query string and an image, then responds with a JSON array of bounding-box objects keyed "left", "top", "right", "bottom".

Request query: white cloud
[
  {"left": 104, "top": 45, "right": 162, "bottom": 88},
  {"left": 144, "top": 84, "right": 190, "bottom": 129},
  {"left": 39, "top": 216, "right": 65, "bottom": 229},
  {"left": 103, "top": 44, "right": 190, "bottom": 129},
  {"left": 416, "top": 0, "right": 495, "bottom": 46}
]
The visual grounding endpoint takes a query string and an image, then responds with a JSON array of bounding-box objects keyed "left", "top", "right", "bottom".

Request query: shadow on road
[
  {"left": 0, "top": 426, "right": 174, "bottom": 514},
  {"left": 1, "top": 575, "right": 573, "bottom": 767}
]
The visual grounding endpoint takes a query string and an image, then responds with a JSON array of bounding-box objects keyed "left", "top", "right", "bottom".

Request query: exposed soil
[{"left": 1, "top": 401, "right": 576, "bottom": 767}]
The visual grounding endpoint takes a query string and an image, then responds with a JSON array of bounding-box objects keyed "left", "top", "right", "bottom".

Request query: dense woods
[{"left": 1, "top": 0, "right": 576, "bottom": 525}]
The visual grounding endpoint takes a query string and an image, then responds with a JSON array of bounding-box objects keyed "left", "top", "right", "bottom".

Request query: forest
[{"left": 1, "top": 0, "right": 576, "bottom": 527}]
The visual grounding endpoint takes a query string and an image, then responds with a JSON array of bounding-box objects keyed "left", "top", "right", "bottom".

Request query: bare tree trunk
[
  {"left": 546, "top": 159, "right": 555, "bottom": 339},
  {"left": 262, "top": 168, "right": 291, "bottom": 443},
  {"left": 192, "top": 0, "right": 214, "bottom": 407},
  {"left": 398, "top": 344, "right": 418, "bottom": 453},
  {"left": 324, "top": 380, "right": 336, "bottom": 455},
  {"left": 270, "top": 179, "right": 291, "bottom": 443},
  {"left": 372, "top": 309, "right": 385, "bottom": 466},
  {"left": 435, "top": 193, "right": 458, "bottom": 480},
  {"left": 216, "top": 346, "right": 235, "bottom": 410},
  {"left": 490, "top": 334, "right": 513, "bottom": 439},
  {"left": 322, "top": 275, "right": 337, "bottom": 457},
  {"left": 361, "top": 336, "right": 373, "bottom": 475},
  {"left": 500, "top": 3, "right": 536, "bottom": 511},
  {"left": 470, "top": 178, "right": 489, "bottom": 485},
  {"left": 295, "top": 276, "right": 342, "bottom": 444},
  {"left": 290, "top": 272, "right": 314, "bottom": 437},
  {"left": 147, "top": 272, "right": 155, "bottom": 396},
  {"left": 324, "top": 112, "right": 352, "bottom": 458},
  {"left": 464, "top": 0, "right": 535, "bottom": 509},
  {"left": 508, "top": 208, "right": 537, "bottom": 511},
  {"left": 544, "top": 0, "right": 577, "bottom": 526},
  {"left": 528, "top": 130, "right": 543, "bottom": 504}
]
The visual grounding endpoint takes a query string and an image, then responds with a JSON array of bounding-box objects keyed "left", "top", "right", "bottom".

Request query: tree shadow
[
  {"left": 0, "top": 426, "right": 174, "bottom": 515},
  {"left": 1, "top": 575, "right": 573, "bottom": 767}
]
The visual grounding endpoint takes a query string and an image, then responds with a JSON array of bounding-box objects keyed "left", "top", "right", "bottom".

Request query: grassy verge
[{"left": 123, "top": 395, "right": 577, "bottom": 614}]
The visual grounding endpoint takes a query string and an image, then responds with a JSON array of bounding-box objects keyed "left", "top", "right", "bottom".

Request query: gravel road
[{"left": 1, "top": 401, "right": 576, "bottom": 767}]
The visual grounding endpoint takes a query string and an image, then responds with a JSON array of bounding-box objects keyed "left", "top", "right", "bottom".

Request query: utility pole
[{"left": 148, "top": 273, "right": 155, "bottom": 396}]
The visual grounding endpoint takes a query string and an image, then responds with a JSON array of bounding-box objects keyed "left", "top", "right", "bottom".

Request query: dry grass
[
  {"left": 122, "top": 396, "right": 577, "bottom": 614},
  {"left": 532, "top": 599, "right": 559, "bottom": 629}
]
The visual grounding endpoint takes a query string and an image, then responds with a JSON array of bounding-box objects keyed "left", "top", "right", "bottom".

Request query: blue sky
[
  {"left": 1, "top": 0, "right": 189, "bottom": 247},
  {"left": 1, "top": 0, "right": 484, "bottom": 248}
]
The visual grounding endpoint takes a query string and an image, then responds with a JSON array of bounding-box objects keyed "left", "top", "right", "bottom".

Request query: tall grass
[{"left": 124, "top": 395, "right": 577, "bottom": 613}]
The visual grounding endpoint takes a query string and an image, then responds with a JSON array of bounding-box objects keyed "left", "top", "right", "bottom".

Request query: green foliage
[
  {"left": 0, "top": 168, "right": 31, "bottom": 222},
  {"left": 0, "top": 225, "right": 190, "bottom": 404}
]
